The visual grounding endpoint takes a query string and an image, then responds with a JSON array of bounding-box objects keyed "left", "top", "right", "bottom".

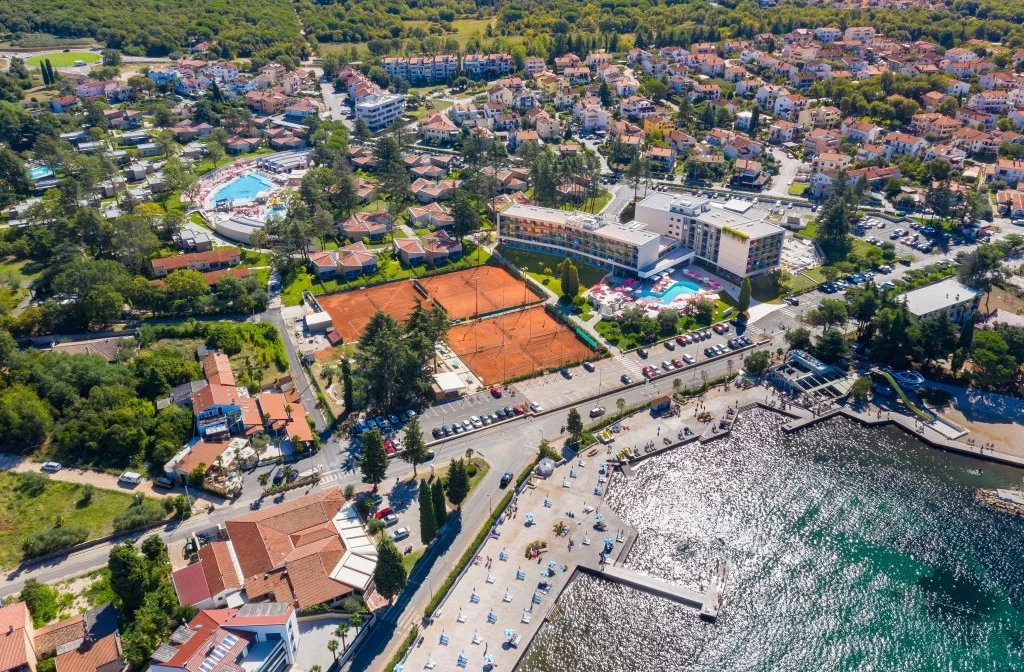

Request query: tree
[
  {"left": 849, "top": 376, "right": 872, "bottom": 401},
  {"left": 418, "top": 478, "right": 437, "bottom": 544},
  {"left": 20, "top": 579, "right": 58, "bottom": 626},
  {"left": 451, "top": 189, "right": 481, "bottom": 241},
  {"left": 445, "top": 458, "right": 470, "bottom": 509},
  {"left": 813, "top": 328, "right": 849, "bottom": 365},
  {"left": 327, "top": 639, "right": 339, "bottom": 660},
  {"left": 334, "top": 622, "right": 350, "bottom": 649},
  {"left": 958, "top": 313, "right": 976, "bottom": 351},
  {"left": 616, "top": 398, "right": 626, "bottom": 414},
  {"left": 918, "top": 311, "right": 959, "bottom": 364},
  {"left": 353, "top": 116, "right": 371, "bottom": 141},
  {"left": 360, "top": 429, "right": 388, "bottom": 488},
  {"left": 743, "top": 349, "right": 771, "bottom": 374},
  {"left": 432, "top": 479, "right": 446, "bottom": 527},
  {"left": 558, "top": 258, "right": 580, "bottom": 300},
  {"left": 366, "top": 517, "right": 385, "bottom": 539},
  {"left": 101, "top": 49, "right": 122, "bottom": 67},
  {"left": 204, "top": 136, "right": 226, "bottom": 167},
  {"left": 870, "top": 304, "right": 920, "bottom": 368},
  {"left": 957, "top": 244, "right": 1004, "bottom": 311},
  {"left": 402, "top": 416, "right": 429, "bottom": 476},
  {"left": 341, "top": 358, "right": 355, "bottom": 411},
  {"left": 566, "top": 408, "right": 583, "bottom": 445},
  {"left": 109, "top": 542, "right": 148, "bottom": 617},
  {"left": 806, "top": 298, "right": 848, "bottom": 333},
  {"left": 258, "top": 472, "right": 270, "bottom": 488},
  {"left": 737, "top": 277, "right": 751, "bottom": 316},
  {"left": 373, "top": 538, "right": 408, "bottom": 602},
  {"left": 970, "top": 330, "right": 1018, "bottom": 389},
  {"left": 748, "top": 106, "right": 760, "bottom": 138}
]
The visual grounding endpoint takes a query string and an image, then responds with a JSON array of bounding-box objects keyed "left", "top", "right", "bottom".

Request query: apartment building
[
  {"left": 355, "top": 93, "right": 406, "bottom": 130},
  {"left": 462, "top": 53, "right": 513, "bottom": 79},
  {"left": 634, "top": 193, "right": 784, "bottom": 280},
  {"left": 497, "top": 204, "right": 668, "bottom": 276},
  {"left": 382, "top": 55, "right": 458, "bottom": 84}
]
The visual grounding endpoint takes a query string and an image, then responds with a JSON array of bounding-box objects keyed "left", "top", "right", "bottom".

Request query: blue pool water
[
  {"left": 635, "top": 279, "right": 702, "bottom": 305},
  {"left": 265, "top": 204, "right": 286, "bottom": 219},
  {"left": 213, "top": 173, "right": 274, "bottom": 204},
  {"left": 28, "top": 165, "right": 53, "bottom": 180}
]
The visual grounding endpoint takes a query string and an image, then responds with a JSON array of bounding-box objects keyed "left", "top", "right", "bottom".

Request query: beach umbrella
[{"left": 484, "top": 655, "right": 495, "bottom": 664}]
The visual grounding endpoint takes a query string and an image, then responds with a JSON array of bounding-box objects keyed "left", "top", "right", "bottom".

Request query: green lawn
[
  {"left": 498, "top": 246, "right": 606, "bottom": 297},
  {"left": 0, "top": 257, "right": 44, "bottom": 284},
  {"left": 593, "top": 299, "right": 731, "bottom": 350},
  {"left": 408, "top": 100, "right": 452, "bottom": 120},
  {"left": 26, "top": 51, "right": 99, "bottom": 67},
  {"left": 788, "top": 182, "right": 809, "bottom": 196},
  {"left": 0, "top": 472, "right": 162, "bottom": 570},
  {"left": 281, "top": 244, "right": 492, "bottom": 306}
]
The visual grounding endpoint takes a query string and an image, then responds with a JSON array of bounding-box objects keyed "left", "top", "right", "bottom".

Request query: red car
[
  {"left": 672, "top": 358, "right": 683, "bottom": 368},
  {"left": 676, "top": 335, "right": 688, "bottom": 346},
  {"left": 490, "top": 385, "right": 502, "bottom": 398},
  {"left": 643, "top": 366, "right": 658, "bottom": 379},
  {"left": 374, "top": 507, "right": 393, "bottom": 519},
  {"left": 384, "top": 439, "right": 396, "bottom": 455}
]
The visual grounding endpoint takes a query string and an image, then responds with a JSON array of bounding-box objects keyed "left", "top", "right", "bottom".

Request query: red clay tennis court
[
  {"left": 418, "top": 266, "right": 540, "bottom": 320},
  {"left": 318, "top": 280, "right": 427, "bottom": 342},
  {"left": 447, "top": 306, "right": 594, "bottom": 383}
]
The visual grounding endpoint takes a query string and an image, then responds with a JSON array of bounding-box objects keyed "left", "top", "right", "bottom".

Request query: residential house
[
  {"left": 151, "top": 249, "right": 241, "bottom": 278},
  {"left": 418, "top": 112, "right": 460, "bottom": 145},
  {"left": 339, "top": 210, "right": 392, "bottom": 242},
  {"left": 335, "top": 242, "right": 378, "bottom": 278},
  {"left": 883, "top": 131, "right": 928, "bottom": 159},
  {"left": 645, "top": 146, "right": 676, "bottom": 173}
]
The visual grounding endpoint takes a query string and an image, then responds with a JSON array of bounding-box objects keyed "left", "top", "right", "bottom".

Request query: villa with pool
[{"left": 193, "top": 150, "right": 311, "bottom": 244}]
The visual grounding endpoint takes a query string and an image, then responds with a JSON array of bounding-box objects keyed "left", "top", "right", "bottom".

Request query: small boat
[
  {"left": 582, "top": 536, "right": 591, "bottom": 545},
  {"left": 967, "top": 468, "right": 982, "bottom": 476},
  {"left": 594, "top": 521, "right": 607, "bottom": 531}
]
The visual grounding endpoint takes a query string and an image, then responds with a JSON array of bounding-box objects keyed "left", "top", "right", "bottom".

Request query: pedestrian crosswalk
[{"left": 616, "top": 352, "right": 644, "bottom": 377}]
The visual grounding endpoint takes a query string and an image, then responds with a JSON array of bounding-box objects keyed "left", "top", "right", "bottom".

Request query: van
[
  {"left": 153, "top": 476, "right": 174, "bottom": 489},
  {"left": 119, "top": 471, "right": 143, "bottom": 485}
]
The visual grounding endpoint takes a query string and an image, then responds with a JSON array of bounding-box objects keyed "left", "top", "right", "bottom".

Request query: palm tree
[
  {"left": 349, "top": 613, "right": 363, "bottom": 632},
  {"left": 327, "top": 639, "right": 339, "bottom": 660},
  {"left": 258, "top": 473, "right": 270, "bottom": 488},
  {"left": 334, "top": 623, "right": 350, "bottom": 649}
]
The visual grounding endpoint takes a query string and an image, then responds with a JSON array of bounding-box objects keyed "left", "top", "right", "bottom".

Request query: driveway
[{"left": 763, "top": 148, "right": 803, "bottom": 199}]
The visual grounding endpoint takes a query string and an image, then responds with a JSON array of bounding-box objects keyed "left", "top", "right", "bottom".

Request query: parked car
[
  {"left": 682, "top": 353, "right": 695, "bottom": 365},
  {"left": 637, "top": 347, "right": 649, "bottom": 358},
  {"left": 390, "top": 527, "right": 410, "bottom": 541},
  {"left": 375, "top": 507, "right": 394, "bottom": 520},
  {"left": 432, "top": 427, "right": 444, "bottom": 439},
  {"left": 470, "top": 415, "right": 483, "bottom": 428},
  {"left": 490, "top": 385, "right": 502, "bottom": 398},
  {"left": 583, "top": 361, "right": 596, "bottom": 372},
  {"left": 621, "top": 374, "right": 633, "bottom": 384},
  {"left": 500, "top": 472, "right": 514, "bottom": 488},
  {"left": 383, "top": 513, "right": 399, "bottom": 527},
  {"left": 661, "top": 360, "right": 673, "bottom": 371},
  {"left": 529, "top": 401, "right": 543, "bottom": 413},
  {"left": 784, "top": 296, "right": 800, "bottom": 306},
  {"left": 589, "top": 407, "right": 606, "bottom": 418},
  {"left": 672, "top": 358, "right": 683, "bottom": 368},
  {"left": 560, "top": 368, "right": 572, "bottom": 379},
  {"left": 664, "top": 340, "right": 675, "bottom": 350},
  {"left": 41, "top": 462, "right": 62, "bottom": 473}
]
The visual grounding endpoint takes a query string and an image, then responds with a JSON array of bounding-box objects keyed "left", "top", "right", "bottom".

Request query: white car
[
  {"left": 529, "top": 401, "right": 543, "bottom": 413},
  {"left": 682, "top": 354, "right": 695, "bottom": 364},
  {"left": 470, "top": 415, "right": 483, "bottom": 428},
  {"left": 41, "top": 462, "right": 62, "bottom": 473},
  {"left": 391, "top": 527, "right": 410, "bottom": 541}
]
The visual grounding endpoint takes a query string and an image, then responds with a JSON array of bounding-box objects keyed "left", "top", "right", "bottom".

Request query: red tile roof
[
  {"left": 151, "top": 248, "right": 240, "bottom": 272},
  {"left": 54, "top": 634, "right": 124, "bottom": 672},
  {"left": 172, "top": 563, "right": 213, "bottom": 607},
  {"left": 0, "top": 603, "right": 32, "bottom": 672},
  {"left": 203, "top": 352, "right": 235, "bottom": 387}
]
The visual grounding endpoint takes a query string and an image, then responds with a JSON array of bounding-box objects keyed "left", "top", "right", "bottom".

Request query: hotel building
[
  {"left": 497, "top": 204, "right": 692, "bottom": 278},
  {"left": 355, "top": 93, "right": 406, "bottom": 130},
  {"left": 634, "top": 193, "right": 785, "bottom": 280}
]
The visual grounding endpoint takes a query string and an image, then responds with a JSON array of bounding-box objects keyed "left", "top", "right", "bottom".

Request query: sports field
[
  {"left": 447, "top": 306, "right": 594, "bottom": 384},
  {"left": 26, "top": 51, "right": 100, "bottom": 67},
  {"left": 318, "top": 280, "right": 427, "bottom": 342},
  {"left": 418, "top": 266, "right": 540, "bottom": 320}
]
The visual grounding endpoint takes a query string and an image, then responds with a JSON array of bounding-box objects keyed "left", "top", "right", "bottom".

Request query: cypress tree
[
  {"left": 373, "top": 539, "right": 408, "bottom": 602},
  {"left": 418, "top": 479, "right": 436, "bottom": 544},
  {"left": 445, "top": 459, "right": 470, "bottom": 510},
  {"left": 431, "top": 480, "right": 446, "bottom": 527}
]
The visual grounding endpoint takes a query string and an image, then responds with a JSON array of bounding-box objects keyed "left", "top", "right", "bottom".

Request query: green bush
[
  {"left": 112, "top": 501, "right": 166, "bottom": 532},
  {"left": 22, "top": 526, "right": 89, "bottom": 558},
  {"left": 466, "top": 463, "right": 478, "bottom": 478},
  {"left": 385, "top": 626, "right": 420, "bottom": 672}
]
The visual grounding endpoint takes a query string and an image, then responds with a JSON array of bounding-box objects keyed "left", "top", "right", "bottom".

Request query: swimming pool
[
  {"left": 213, "top": 173, "right": 275, "bottom": 204},
  {"left": 28, "top": 165, "right": 53, "bottom": 181},
  {"left": 264, "top": 204, "right": 287, "bottom": 220},
  {"left": 635, "top": 279, "right": 703, "bottom": 305}
]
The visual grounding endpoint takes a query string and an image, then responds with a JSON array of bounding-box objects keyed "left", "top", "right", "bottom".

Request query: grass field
[
  {"left": 788, "top": 182, "right": 809, "bottom": 196},
  {"left": 497, "top": 246, "right": 606, "bottom": 297},
  {"left": 0, "top": 472, "right": 159, "bottom": 569},
  {"left": 26, "top": 51, "right": 100, "bottom": 67},
  {"left": 0, "top": 257, "right": 44, "bottom": 284}
]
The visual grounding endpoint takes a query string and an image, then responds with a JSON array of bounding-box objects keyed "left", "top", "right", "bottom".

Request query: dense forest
[
  {"left": 7, "top": 0, "right": 1024, "bottom": 59},
  {"left": 0, "top": 0, "right": 306, "bottom": 59}
]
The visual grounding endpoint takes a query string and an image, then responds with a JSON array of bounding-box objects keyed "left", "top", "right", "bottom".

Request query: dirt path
[{"left": 0, "top": 454, "right": 169, "bottom": 498}]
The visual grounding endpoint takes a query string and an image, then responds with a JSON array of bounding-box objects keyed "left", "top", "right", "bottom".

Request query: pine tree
[
  {"left": 360, "top": 429, "right": 388, "bottom": 488},
  {"left": 432, "top": 479, "right": 446, "bottom": 526},
  {"left": 418, "top": 479, "right": 436, "bottom": 544},
  {"left": 958, "top": 313, "right": 976, "bottom": 351},
  {"left": 748, "top": 106, "right": 759, "bottom": 138},
  {"left": 373, "top": 538, "right": 408, "bottom": 602},
  {"left": 558, "top": 258, "right": 580, "bottom": 300},
  {"left": 445, "top": 458, "right": 470, "bottom": 509},
  {"left": 566, "top": 408, "right": 583, "bottom": 445}
]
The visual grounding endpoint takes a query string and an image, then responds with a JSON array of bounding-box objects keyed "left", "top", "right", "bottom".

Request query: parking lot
[{"left": 416, "top": 389, "right": 530, "bottom": 441}]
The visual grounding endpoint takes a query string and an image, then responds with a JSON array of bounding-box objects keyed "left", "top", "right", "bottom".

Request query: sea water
[{"left": 519, "top": 410, "right": 1024, "bottom": 671}]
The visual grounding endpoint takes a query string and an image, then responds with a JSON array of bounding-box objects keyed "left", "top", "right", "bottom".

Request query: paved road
[{"left": 763, "top": 148, "right": 803, "bottom": 199}]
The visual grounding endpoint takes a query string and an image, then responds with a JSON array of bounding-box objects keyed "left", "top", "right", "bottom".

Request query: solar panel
[
  {"left": 199, "top": 660, "right": 215, "bottom": 672},
  {"left": 222, "top": 634, "right": 238, "bottom": 648},
  {"left": 210, "top": 647, "right": 227, "bottom": 661}
]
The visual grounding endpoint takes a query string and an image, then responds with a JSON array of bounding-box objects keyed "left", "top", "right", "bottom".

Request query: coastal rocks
[{"left": 977, "top": 489, "right": 1024, "bottom": 517}]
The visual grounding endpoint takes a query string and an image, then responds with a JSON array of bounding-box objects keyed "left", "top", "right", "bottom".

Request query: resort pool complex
[
  {"left": 635, "top": 279, "right": 702, "bottom": 305},
  {"left": 213, "top": 173, "right": 275, "bottom": 204},
  {"left": 28, "top": 165, "right": 53, "bottom": 180}
]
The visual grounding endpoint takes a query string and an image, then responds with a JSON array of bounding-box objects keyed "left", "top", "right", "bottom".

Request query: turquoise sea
[{"left": 518, "top": 410, "right": 1024, "bottom": 671}]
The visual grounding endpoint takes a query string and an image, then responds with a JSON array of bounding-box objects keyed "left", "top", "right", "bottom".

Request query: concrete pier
[{"left": 578, "top": 561, "right": 725, "bottom": 621}]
